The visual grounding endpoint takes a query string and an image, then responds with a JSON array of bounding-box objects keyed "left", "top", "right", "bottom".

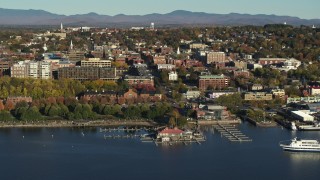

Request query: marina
[
  {"left": 0, "top": 123, "right": 320, "bottom": 180},
  {"left": 213, "top": 124, "right": 252, "bottom": 142}
]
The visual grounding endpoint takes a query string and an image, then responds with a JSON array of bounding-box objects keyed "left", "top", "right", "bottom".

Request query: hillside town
[{"left": 0, "top": 23, "right": 320, "bottom": 130}]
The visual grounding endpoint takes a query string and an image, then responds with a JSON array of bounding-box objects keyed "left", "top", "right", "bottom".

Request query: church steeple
[
  {"left": 70, "top": 40, "right": 74, "bottom": 50},
  {"left": 60, "top": 22, "right": 64, "bottom": 32}
]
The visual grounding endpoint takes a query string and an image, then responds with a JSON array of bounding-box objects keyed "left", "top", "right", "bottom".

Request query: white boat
[
  {"left": 279, "top": 138, "right": 320, "bottom": 152},
  {"left": 298, "top": 122, "right": 320, "bottom": 131},
  {"left": 290, "top": 122, "right": 297, "bottom": 131}
]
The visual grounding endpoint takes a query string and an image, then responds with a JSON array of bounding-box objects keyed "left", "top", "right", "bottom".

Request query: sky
[{"left": 1, "top": 0, "right": 320, "bottom": 19}]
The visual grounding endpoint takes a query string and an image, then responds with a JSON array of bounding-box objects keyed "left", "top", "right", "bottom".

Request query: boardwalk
[{"left": 213, "top": 124, "right": 252, "bottom": 142}]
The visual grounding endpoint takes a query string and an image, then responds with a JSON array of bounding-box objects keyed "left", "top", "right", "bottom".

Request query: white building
[
  {"left": 157, "top": 64, "right": 176, "bottom": 71},
  {"left": 278, "top": 58, "right": 302, "bottom": 71},
  {"left": 10, "top": 61, "right": 28, "bottom": 78},
  {"left": 184, "top": 90, "right": 201, "bottom": 99},
  {"left": 271, "top": 89, "right": 285, "bottom": 98},
  {"left": 168, "top": 71, "right": 178, "bottom": 81},
  {"left": 244, "top": 54, "right": 253, "bottom": 60},
  {"left": 11, "top": 61, "right": 52, "bottom": 79},
  {"left": 309, "top": 87, "right": 320, "bottom": 96},
  {"left": 291, "top": 111, "right": 314, "bottom": 122}
]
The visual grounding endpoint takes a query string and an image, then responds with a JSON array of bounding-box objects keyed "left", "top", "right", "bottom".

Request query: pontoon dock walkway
[{"left": 213, "top": 124, "right": 252, "bottom": 142}]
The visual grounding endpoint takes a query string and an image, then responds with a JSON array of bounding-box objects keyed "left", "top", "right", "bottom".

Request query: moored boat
[
  {"left": 298, "top": 122, "right": 320, "bottom": 131},
  {"left": 279, "top": 138, "right": 320, "bottom": 152},
  {"left": 290, "top": 122, "right": 297, "bottom": 131}
]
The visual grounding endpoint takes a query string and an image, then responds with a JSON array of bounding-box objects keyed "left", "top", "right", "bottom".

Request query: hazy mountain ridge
[{"left": 0, "top": 8, "right": 319, "bottom": 27}]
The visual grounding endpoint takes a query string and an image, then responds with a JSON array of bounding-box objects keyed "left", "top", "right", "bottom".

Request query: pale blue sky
[{"left": 1, "top": 0, "right": 319, "bottom": 19}]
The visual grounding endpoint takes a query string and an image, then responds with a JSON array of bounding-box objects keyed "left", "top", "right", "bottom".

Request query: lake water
[{"left": 0, "top": 122, "right": 319, "bottom": 180}]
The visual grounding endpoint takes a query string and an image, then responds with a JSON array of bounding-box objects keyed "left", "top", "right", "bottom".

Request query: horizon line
[{"left": 0, "top": 7, "right": 317, "bottom": 20}]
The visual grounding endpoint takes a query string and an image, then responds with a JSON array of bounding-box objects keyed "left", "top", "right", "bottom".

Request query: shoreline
[
  {"left": 0, "top": 119, "right": 243, "bottom": 129},
  {"left": 0, "top": 120, "right": 158, "bottom": 128}
]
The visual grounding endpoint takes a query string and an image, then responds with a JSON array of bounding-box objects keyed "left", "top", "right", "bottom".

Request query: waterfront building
[
  {"left": 157, "top": 127, "right": 184, "bottom": 142},
  {"left": 291, "top": 111, "right": 314, "bottom": 122},
  {"left": 199, "top": 75, "right": 230, "bottom": 91},
  {"left": 196, "top": 105, "right": 229, "bottom": 120}
]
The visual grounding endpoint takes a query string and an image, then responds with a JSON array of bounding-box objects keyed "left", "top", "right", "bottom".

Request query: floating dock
[
  {"left": 100, "top": 127, "right": 155, "bottom": 132},
  {"left": 213, "top": 124, "right": 252, "bottom": 142}
]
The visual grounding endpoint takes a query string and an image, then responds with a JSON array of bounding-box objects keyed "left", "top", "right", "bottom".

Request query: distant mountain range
[{"left": 0, "top": 8, "right": 319, "bottom": 27}]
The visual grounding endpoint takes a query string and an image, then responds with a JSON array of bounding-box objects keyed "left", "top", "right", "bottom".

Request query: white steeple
[
  {"left": 43, "top": 43, "right": 48, "bottom": 52},
  {"left": 70, "top": 40, "right": 73, "bottom": 50},
  {"left": 60, "top": 23, "right": 63, "bottom": 32}
]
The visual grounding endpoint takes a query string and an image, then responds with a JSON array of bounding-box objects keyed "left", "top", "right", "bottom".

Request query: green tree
[{"left": 0, "top": 110, "right": 13, "bottom": 121}]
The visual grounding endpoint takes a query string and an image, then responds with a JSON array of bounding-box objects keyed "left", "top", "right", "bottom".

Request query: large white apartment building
[{"left": 11, "top": 61, "right": 52, "bottom": 79}]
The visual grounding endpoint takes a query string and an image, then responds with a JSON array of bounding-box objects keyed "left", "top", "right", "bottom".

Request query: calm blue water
[{"left": 0, "top": 122, "right": 319, "bottom": 180}]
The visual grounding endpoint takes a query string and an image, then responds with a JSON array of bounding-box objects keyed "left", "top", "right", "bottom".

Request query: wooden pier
[
  {"left": 100, "top": 127, "right": 154, "bottom": 132},
  {"left": 213, "top": 124, "right": 252, "bottom": 142},
  {"left": 103, "top": 134, "right": 141, "bottom": 139}
]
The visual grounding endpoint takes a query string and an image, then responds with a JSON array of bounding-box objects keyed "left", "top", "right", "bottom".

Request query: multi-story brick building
[
  {"left": 80, "top": 58, "right": 112, "bottom": 67},
  {"left": 206, "top": 52, "right": 226, "bottom": 64},
  {"left": 233, "top": 69, "right": 250, "bottom": 78},
  {"left": 58, "top": 67, "right": 117, "bottom": 81},
  {"left": 67, "top": 51, "right": 86, "bottom": 61},
  {"left": 153, "top": 55, "right": 166, "bottom": 64},
  {"left": 0, "top": 60, "right": 12, "bottom": 76},
  {"left": 199, "top": 75, "right": 230, "bottom": 91},
  {"left": 258, "top": 58, "right": 287, "bottom": 65},
  {"left": 124, "top": 75, "right": 154, "bottom": 88}
]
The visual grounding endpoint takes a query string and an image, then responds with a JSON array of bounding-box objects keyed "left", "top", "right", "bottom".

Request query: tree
[
  {"left": 15, "top": 101, "right": 29, "bottom": 108},
  {"left": 48, "top": 105, "right": 59, "bottom": 117},
  {"left": 5, "top": 100, "right": 15, "bottom": 111},
  {"left": 20, "top": 106, "right": 42, "bottom": 121},
  {"left": 168, "top": 117, "right": 176, "bottom": 127},
  {"left": 0, "top": 110, "right": 13, "bottom": 121},
  {"left": 0, "top": 101, "right": 4, "bottom": 111}
]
